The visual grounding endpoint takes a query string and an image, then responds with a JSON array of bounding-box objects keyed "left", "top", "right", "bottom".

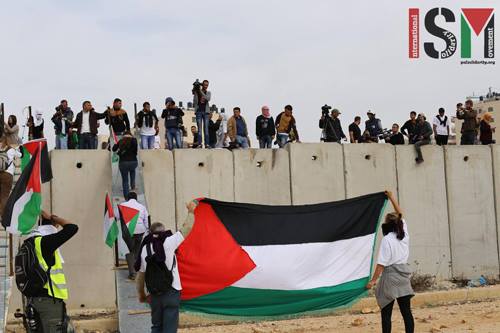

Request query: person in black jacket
[
  {"left": 384, "top": 124, "right": 405, "bottom": 145},
  {"left": 401, "top": 111, "right": 417, "bottom": 144},
  {"left": 255, "top": 106, "right": 276, "bottom": 149},
  {"left": 112, "top": 131, "right": 138, "bottom": 198},
  {"left": 105, "top": 98, "right": 130, "bottom": 137},
  {"left": 52, "top": 100, "right": 74, "bottom": 150},
  {"left": 319, "top": 109, "right": 346, "bottom": 143},
  {"left": 136, "top": 102, "right": 159, "bottom": 149},
  {"left": 161, "top": 97, "right": 185, "bottom": 150}
]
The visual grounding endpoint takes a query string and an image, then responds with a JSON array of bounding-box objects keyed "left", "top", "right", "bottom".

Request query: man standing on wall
[
  {"left": 136, "top": 102, "right": 159, "bottom": 150},
  {"left": 227, "top": 107, "right": 250, "bottom": 148},
  {"left": 72, "top": 101, "right": 107, "bottom": 149},
  {"left": 255, "top": 106, "right": 275, "bottom": 149},
  {"left": 401, "top": 111, "right": 418, "bottom": 144},
  {"left": 432, "top": 107, "right": 450, "bottom": 146},
  {"left": 348, "top": 116, "right": 362, "bottom": 143},
  {"left": 193, "top": 80, "right": 211, "bottom": 148},
  {"left": 105, "top": 98, "right": 130, "bottom": 138},
  {"left": 456, "top": 99, "right": 478, "bottom": 145},
  {"left": 275, "top": 105, "right": 300, "bottom": 148},
  {"left": 161, "top": 98, "right": 184, "bottom": 150},
  {"left": 365, "top": 111, "right": 383, "bottom": 143},
  {"left": 52, "top": 100, "right": 74, "bottom": 150}
]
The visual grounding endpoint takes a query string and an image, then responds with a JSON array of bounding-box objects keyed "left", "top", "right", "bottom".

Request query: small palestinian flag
[
  {"left": 103, "top": 193, "right": 119, "bottom": 248},
  {"left": 2, "top": 145, "right": 42, "bottom": 235},
  {"left": 118, "top": 204, "right": 139, "bottom": 250},
  {"left": 20, "top": 139, "right": 52, "bottom": 183},
  {"left": 178, "top": 192, "right": 387, "bottom": 317},
  {"left": 110, "top": 127, "right": 119, "bottom": 163}
]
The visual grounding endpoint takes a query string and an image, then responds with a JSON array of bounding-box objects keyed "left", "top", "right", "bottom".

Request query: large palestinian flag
[
  {"left": 118, "top": 204, "right": 140, "bottom": 251},
  {"left": 178, "top": 192, "right": 387, "bottom": 317},
  {"left": 2, "top": 145, "right": 42, "bottom": 235},
  {"left": 20, "top": 139, "right": 52, "bottom": 183}
]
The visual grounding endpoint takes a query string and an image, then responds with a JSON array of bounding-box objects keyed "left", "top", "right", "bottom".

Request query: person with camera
[
  {"left": 161, "top": 98, "right": 184, "bottom": 150},
  {"left": 192, "top": 79, "right": 211, "bottom": 148},
  {"left": 432, "top": 108, "right": 450, "bottom": 146},
  {"left": 104, "top": 98, "right": 130, "bottom": 139},
  {"left": 227, "top": 107, "right": 250, "bottom": 149},
  {"left": 137, "top": 102, "right": 159, "bottom": 150},
  {"left": 319, "top": 108, "right": 345, "bottom": 143},
  {"left": 413, "top": 113, "right": 433, "bottom": 164},
  {"left": 52, "top": 100, "right": 74, "bottom": 150},
  {"left": 384, "top": 124, "right": 405, "bottom": 145},
  {"left": 365, "top": 111, "right": 383, "bottom": 143},
  {"left": 348, "top": 116, "right": 362, "bottom": 143},
  {"left": 401, "top": 111, "right": 417, "bottom": 144},
  {"left": 21, "top": 210, "right": 78, "bottom": 333},
  {"left": 72, "top": 101, "right": 107, "bottom": 149},
  {"left": 255, "top": 106, "right": 275, "bottom": 149},
  {"left": 456, "top": 99, "right": 478, "bottom": 145},
  {"left": 275, "top": 105, "right": 300, "bottom": 148}
]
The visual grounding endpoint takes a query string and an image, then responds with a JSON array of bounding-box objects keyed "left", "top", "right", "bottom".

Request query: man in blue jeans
[
  {"left": 161, "top": 98, "right": 184, "bottom": 150},
  {"left": 137, "top": 102, "right": 159, "bottom": 149},
  {"left": 193, "top": 80, "right": 211, "bottom": 148}
]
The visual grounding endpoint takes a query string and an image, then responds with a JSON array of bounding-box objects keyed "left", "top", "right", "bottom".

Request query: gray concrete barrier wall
[
  {"left": 395, "top": 145, "right": 451, "bottom": 279},
  {"left": 492, "top": 145, "right": 500, "bottom": 271},
  {"left": 444, "top": 146, "right": 499, "bottom": 278}
]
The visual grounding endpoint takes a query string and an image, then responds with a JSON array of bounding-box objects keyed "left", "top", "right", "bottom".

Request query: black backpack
[
  {"left": 145, "top": 243, "right": 175, "bottom": 295},
  {"left": 15, "top": 238, "right": 50, "bottom": 297}
]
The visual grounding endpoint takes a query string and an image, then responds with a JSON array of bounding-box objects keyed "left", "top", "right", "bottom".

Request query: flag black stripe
[{"left": 202, "top": 192, "right": 387, "bottom": 246}]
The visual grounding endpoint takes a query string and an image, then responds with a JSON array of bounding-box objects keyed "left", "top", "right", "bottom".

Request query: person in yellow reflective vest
[{"left": 28, "top": 210, "right": 78, "bottom": 332}]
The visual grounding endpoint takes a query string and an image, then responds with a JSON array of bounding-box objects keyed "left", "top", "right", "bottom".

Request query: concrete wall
[
  {"left": 396, "top": 145, "right": 451, "bottom": 279},
  {"left": 492, "top": 145, "right": 500, "bottom": 271},
  {"left": 445, "top": 146, "right": 499, "bottom": 278},
  {"left": 288, "top": 143, "right": 345, "bottom": 204},
  {"left": 233, "top": 149, "right": 291, "bottom": 205},
  {"left": 140, "top": 150, "right": 176, "bottom": 231}
]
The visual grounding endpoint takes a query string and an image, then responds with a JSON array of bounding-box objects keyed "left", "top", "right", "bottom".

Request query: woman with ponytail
[{"left": 366, "top": 191, "right": 414, "bottom": 333}]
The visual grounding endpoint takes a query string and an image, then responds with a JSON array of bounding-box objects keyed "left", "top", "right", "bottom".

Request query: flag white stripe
[
  {"left": 6, "top": 190, "right": 33, "bottom": 235},
  {"left": 233, "top": 233, "right": 374, "bottom": 291}
]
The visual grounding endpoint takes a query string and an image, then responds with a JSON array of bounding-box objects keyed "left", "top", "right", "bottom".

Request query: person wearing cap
[
  {"left": 413, "top": 113, "right": 433, "bottom": 164},
  {"left": 136, "top": 102, "right": 159, "bottom": 150},
  {"left": 365, "top": 111, "right": 383, "bottom": 142},
  {"left": 161, "top": 98, "right": 185, "bottom": 150},
  {"left": 255, "top": 106, "right": 276, "bottom": 148},
  {"left": 319, "top": 108, "right": 346, "bottom": 143}
]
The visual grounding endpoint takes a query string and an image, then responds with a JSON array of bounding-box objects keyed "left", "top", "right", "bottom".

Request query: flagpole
[
  {"left": 8, "top": 234, "right": 13, "bottom": 276},
  {"left": 114, "top": 240, "right": 119, "bottom": 267}
]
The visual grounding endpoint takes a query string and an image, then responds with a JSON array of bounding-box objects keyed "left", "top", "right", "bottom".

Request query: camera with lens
[
  {"left": 378, "top": 128, "right": 393, "bottom": 140},
  {"left": 321, "top": 104, "right": 332, "bottom": 117},
  {"left": 192, "top": 79, "right": 202, "bottom": 95}
]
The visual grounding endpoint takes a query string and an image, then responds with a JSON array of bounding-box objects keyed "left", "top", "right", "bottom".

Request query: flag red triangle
[
  {"left": 105, "top": 194, "right": 114, "bottom": 218},
  {"left": 26, "top": 145, "right": 41, "bottom": 193},
  {"left": 118, "top": 204, "right": 139, "bottom": 224},
  {"left": 462, "top": 8, "right": 494, "bottom": 36},
  {"left": 177, "top": 201, "right": 256, "bottom": 300},
  {"left": 23, "top": 139, "right": 47, "bottom": 155}
]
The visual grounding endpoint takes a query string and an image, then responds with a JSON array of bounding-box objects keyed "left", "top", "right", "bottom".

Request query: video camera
[
  {"left": 192, "top": 79, "right": 202, "bottom": 95},
  {"left": 378, "top": 128, "right": 393, "bottom": 140},
  {"left": 321, "top": 104, "right": 332, "bottom": 117}
]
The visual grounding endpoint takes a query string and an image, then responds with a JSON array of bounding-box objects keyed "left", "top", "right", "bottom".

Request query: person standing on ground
[
  {"left": 0, "top": 136, "right": 21, "bottom": 215},
  {"left": 401, "top": 111, "right": 418, "bottom": 144},
  {"left": 72, "top": 101, "right": 107, "bottom": 149},
  {"left": 161, "top": 98, "right": 184, "bottom": 150},
  {"left": 193, "top": 80, "right": 211, "bottom": 148},
  {"left": 255, "top": 106, "right": 275, "bottom": 149},
  {"left": 456, "top": 99, "right": 478, "bottom": 145},
  {"left": 105, "top": 98, "right": 130, "bottom": 138},
  {"left": 227, "top": 107, "right": 250, "bottom": 148},
  {"left": 136, "top": 201, "right": 196, "bottom": 333},
  {"left": 112, "top": 131, "right": 138, "bottom": 199},
  {"left": 432, "top": 108, "right": 450, "bottom": 146},
  {"left": 275, "top": 105, "right": 300, "bottom": 148},
  {"left": 120, "top": 191, "right": 149, "bottom": 280},
  {"left": 365, "top": 111, "right": 383, "bottom": 142},
  {"left": 52, "top": 100, "right": 74, "bottom": 150},
  {"left": 366, "top": 191, "right": 414, "bottom": 333},
  {"left": 27, "top": 211, "right": 79, "bottom": 332},
  {"left": 348, "top": 116, "right": 362, "bottom": 143},
  {"left": 413, "top": 113, "right": 433, "bottom": 164},
  {"left": 479, "top": 112, "right": 496, "bottom": 145},
  {"left": 4, "top": 115, "right": 21, "bottom": 146},
  {"left": 137, "top": 102, "right": 159, "bottom": 150}
]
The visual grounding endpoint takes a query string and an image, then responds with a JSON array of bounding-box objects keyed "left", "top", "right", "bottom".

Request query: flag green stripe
[
  {"left": 18, "top": 192, "right": 42, "bottom": 235},
  {"left": 105, "top": 220, "right": 119, "bottom": 248},
  {"left": 461, "top": 15, "right": 472, "bottom": 58},
  {"left": 181, "top": 277, "right": 369, "bottom": 317},
  {"left": 127, "top": 214, "right": 139, "bottom": 235}
]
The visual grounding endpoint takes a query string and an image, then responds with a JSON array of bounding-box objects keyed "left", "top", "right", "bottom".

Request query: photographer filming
[
  {"left": 319, "top": 106, "right": 346, "bottom": 143},
  {"left": 52, "top": 100, "right": 74, "bottom": 150},
  {"left": 192, "top": 79, "right": 211, "bottom": 148},
  {"left": 383, "top": 124, "right": 405, "bottom": 145}
]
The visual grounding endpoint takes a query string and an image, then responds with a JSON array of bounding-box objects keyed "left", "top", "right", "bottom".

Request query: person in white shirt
[
  {"left": 136, "top": 200, "right": 196, "bottom": 333},
  {"left": 120, "top": 191, "right": 149, "bottom": 280},
  {"left": 432, "top": 108, "right": 450, "bottom": 146},
  {"left": 366, "top": 191, "right": 414, "bottom": 333},
  {"left": 0, "top": 135, "right": 21, "bottom": 215}
]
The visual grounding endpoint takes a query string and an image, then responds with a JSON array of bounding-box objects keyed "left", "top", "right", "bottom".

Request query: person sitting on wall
[{"left": 413, "top": 113, "right": 433, "bottom": 164}]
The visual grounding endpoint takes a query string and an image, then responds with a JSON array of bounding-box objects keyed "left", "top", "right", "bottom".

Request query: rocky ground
[{"left": 179, "top": 298, "right": 500, "bottom": 333}]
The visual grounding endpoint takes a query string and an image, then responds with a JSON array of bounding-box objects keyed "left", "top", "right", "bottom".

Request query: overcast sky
[{"left": 0, "top": 0, "right": 498, "bottom": 147}]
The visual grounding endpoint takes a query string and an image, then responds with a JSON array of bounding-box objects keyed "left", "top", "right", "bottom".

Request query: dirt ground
[{"left": 179, "top": 298, "right": 500, "bottom": 333}]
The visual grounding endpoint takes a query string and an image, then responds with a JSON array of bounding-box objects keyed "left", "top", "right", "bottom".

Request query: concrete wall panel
[
  {"left": 491, "top": 145, "right": 500, "bottom": 273},
  {"left": 50, "top": 150, "right": 115, "bottom": 310},
  {"left": 140, "top": 150, "right": 176, "bottom": 231},
  {"left": 445, "top": 146, "right": 499, "bottom": 278},
  {"left": 396, "top": 145, "right": 451, "bottom": 279},
  {"left": 233, "top": 149, "right": 291, "bottom": 205},
  {"left": 288, "top": 143, "right": 345, "bottom": 205},
  {"left": 174, "top": 149, "right": 234, "bottom": 225}
]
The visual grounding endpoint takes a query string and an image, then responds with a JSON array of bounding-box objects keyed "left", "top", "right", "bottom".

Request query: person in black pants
[
  {"left": 366, "top": 191, "right": 414, "bottom": 333},
  {"left": 112, "top": 131, "right": 138, "bottom": 199}
]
